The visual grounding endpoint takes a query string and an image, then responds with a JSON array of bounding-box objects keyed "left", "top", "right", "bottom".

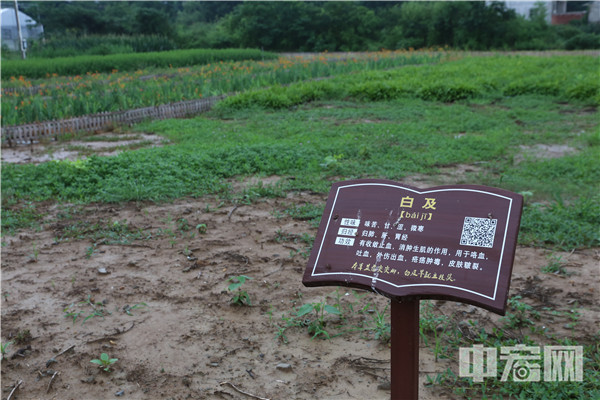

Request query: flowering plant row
[{"left": 2, "top": 50, "right": 444, "bottom": 126}]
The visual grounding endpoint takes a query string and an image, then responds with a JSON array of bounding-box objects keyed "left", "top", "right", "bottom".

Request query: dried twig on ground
[
  {"left": 47, "top": 371, "right": 60, "bottom": 393},
  {"left": 227, "top": 205, "right": 239, "bottom": 220},
  {"left": 7, "top": 380, "right": 23, "bottom": 400},
  {"left": 85, "top": 320, "right": 140, "bottom": 344},
  {"left": 56, "top": 344, "right": 75, "bottom": 358},
  {"left": 219, "top": 381, "right": 271, "bottom": 400}
]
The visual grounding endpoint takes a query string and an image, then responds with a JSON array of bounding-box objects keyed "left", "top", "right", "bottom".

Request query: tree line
[{"left": 8, "top": 1, "right": 600, "bottom": 57}]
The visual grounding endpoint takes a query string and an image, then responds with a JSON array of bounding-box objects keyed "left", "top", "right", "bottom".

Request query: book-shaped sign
[{"left": 303, "top": 179, "right": 523, "bottom": 315}]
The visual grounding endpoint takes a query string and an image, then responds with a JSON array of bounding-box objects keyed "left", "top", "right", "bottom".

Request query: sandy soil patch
[
  {"left": 1, "top": 132, "right": 166, "bottom": 164},
  {"left": 2, "top": 181, "right": 598, "bottom": 399}
]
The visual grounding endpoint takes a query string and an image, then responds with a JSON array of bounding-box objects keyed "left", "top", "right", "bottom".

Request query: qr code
[{"left": 460, "top": 217, "right": 498, "bottom": 248}]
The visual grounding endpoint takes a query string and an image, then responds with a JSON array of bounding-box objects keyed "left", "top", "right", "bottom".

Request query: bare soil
[
  {"left": 1, "top": 139, "right": 598, "bottom": 400},
  {"left": 1, "top": 132, "right": 166, "bottom": 164}
]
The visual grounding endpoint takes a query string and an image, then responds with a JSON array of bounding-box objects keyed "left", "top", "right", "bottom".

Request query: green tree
[
  {"left": 318, "top": 2, "right": 378, "bottom": 51},
  {"left": 394, "top": 1, "right": 431, "bottom": 49},
  {"left": 225, "top": 2, "right": 316, "bottom": 51},
  {"left": 136, "top": 8, "right": 173, "bottom": 37},
  {"left": 225, "top": 1, "right": 378, "bottom": 52}
]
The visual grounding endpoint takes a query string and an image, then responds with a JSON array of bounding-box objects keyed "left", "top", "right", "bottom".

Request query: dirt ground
[
  {"left": 1, "top": 141, "right": 599, "bottom": 400},
  {"left": 0, "top": 133, "right": 166, "bottom": 164}
]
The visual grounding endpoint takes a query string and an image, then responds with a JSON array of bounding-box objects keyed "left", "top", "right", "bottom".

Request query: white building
[
  {"left": 503, "top": 1, "right": 553, "bottom": 23},
  {"left": 1, "top": 8, "right": 44, "bottom": 51},
  {"left": 501, "top": 1, "right": 599, "bottom": 25}
]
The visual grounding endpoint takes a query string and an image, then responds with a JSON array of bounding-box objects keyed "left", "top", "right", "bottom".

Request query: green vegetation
[
  {"left": 1, "top": 48, "right": 276, "bottom": 79},
  {"left": 1, "top": 52, "right": 597, "bottom": 399},
  {"left": 227, "top": 275, "right": 253, "bottom": 306},
  {"left": 2, "top": 51, "right": 440, "bottom": 126},
  {"left": 295, "top": 299, "right": 342, "bottom": 340},
  {"left": 279, "top": 203, "right": 324, "bottom": 228},
  {"left": 421, "top": 296, "right": 600, "bottom": 400},
  {"left": 274, "top": 291, "right": 368, "bottom": 343},
  {"left": 0, "top": 201, "right": 44, "bottom": 235},
  {"left": 63, "top": 295, "right": 111, "bottom": 325},
  {"left": 9, "top": 1, "right": 600, "bottom": 56},
  {"left": 63, "top": 295, "right": 148, "bottom": 324},
  {"left": 3, "top": 56, "right": 598, "bottom": 250},
  {"left": 123, "top": 303, "right": 148, "bottom": 316},
  {"left": 540, "top": 254, "right": 568, "bottom": 275},
  {"left": 26, "top": 34, "right": 178, "bottom": 58},
  {"left": 1, "top": 341, "right": 12, "bottom": 360},
  {"left": 90, "top": 352, "right": 118, "bottom": 372},
  {"left": 217, "top": 55, "right": 599, "bottom": 109}
]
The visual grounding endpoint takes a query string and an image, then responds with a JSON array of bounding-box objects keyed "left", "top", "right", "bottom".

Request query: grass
[
  {"left": 420, "top": 295, "right": 600, "bottom": 400},
  {"left": 4, "top": 90, "right": 597, "bottom": 249}
]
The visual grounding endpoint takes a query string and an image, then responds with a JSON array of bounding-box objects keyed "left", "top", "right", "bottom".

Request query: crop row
[
  {"left": 217, "top": 55, "right": 600, "bottom": 109},
  {"left": 2, "top": 50, "right": 444, "bottom": 126},
  {"left": 1, "top": 48, "right": 278, "bottom": 80}
]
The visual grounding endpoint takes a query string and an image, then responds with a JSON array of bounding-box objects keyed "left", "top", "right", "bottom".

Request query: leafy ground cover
[{"left": 1, "top": 53, "right": 599, "bottom": 399}]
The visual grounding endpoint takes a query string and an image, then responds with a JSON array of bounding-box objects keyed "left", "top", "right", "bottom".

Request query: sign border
[{"left": 303, "top": 179, "right": 523, "bottom": 315}]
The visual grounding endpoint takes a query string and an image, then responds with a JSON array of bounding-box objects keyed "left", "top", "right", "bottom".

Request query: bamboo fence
[{"left": 1, "top": 95, "right": 225, "bottom": 147}]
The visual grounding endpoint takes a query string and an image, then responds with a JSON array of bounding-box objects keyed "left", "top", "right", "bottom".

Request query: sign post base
[{"left": 391, "top": 298, "right": 419, "bottom": 400}]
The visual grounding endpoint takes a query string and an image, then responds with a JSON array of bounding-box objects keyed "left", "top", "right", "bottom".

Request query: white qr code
[{"left": 460, "top": 217, "right": 498, "bottom": 248}]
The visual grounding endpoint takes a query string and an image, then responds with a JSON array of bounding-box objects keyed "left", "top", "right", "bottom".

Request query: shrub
[
  {"left": 504, "top": 79, "right": 561, "bottom": 97},
  {"left": 418, "top": 83, "right": 479, "bottom": 102},
  {"left": 566, "top": 82, "right": 600, "bottom": 103},
  {"left": 349, "top": 81, "right": 409, "bottom": 101},
  {"left": 564, "top": 33, "right": 600, "bottom": 50}
]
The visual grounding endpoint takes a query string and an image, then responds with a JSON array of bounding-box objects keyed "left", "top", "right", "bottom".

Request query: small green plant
[
  {"left": 565, "top": 306, "right": 581, "bottom": 330},
  {"left": 176, "top": 217, "right": 191, "bottom": 232},
  {"left": 80, "top": 295, "right": 110, "bottom": 322},
  {"left": 196, "top": 223, "right": 207, "bottom": 234},
  {"left": 280, "top": 203, "right": 324, "bottom": 228},
  {"left": 275, "top": 325, "right": 289, "bottom": 344},
  {"left": 227, "top": 275, "right": 252, "bottom": 306},
  {"left": 501, "top": 295, "right": 541, "bottom": 329},
  {"left": 123, "top": 302, "right": 147, "bottom": 316},
  {"left": 90, "top": 352, "right": 118, "bottom": 372},
  {"left": 63, "top": 295, "right": 110, "bottom": 324},
  {"left": 63, "top": 305, "right": 84, "bottom": 325},
  {"left": 1, "top": 341, "right": 12, "bottom": 360},
  {"left": 541, "top": 253, "right": 568, "bottom": 275},
  {"left": 274, "top": 230, "right": 314, "bottom": 258},
  {"left": 369, "top": 305, "right": 391, "bottom": 343},
  {"left": 296, "top": 300, "right": 342, "bottom": 340},
  {"left": 419, "top": 301, "right": 453, "bottom": 361},
  {"left": 85, "top": 243, "right": 96, "bottom": 259},
  {"left": 319, "top": 153, "right": 344, "bottom": 168},
  {"left": 28, "top": 242, "right": 40, "bottom": 262},
  {"left": 14, "top": 329, "right": 32, "bottom": 345}
]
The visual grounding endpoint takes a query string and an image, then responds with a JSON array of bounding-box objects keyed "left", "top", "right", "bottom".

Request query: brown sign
[{"left": 303, "top": 179, "right": 523, "bottom": 315}]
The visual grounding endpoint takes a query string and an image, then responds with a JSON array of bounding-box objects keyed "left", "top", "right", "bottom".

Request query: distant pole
[{"left": 14, "top": 0, "right": 26, "bottom": 59}]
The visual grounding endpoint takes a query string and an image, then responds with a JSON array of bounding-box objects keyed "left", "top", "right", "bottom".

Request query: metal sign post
[{"left": 303, "top": 179, "right": 523, "bottom": 399}]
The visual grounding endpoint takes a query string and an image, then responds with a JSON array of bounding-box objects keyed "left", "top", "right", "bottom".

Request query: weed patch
[{"left": 519, "top": 196, "right": 599, "bottom": 250}]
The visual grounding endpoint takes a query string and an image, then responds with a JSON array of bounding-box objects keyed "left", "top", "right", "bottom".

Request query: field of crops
[
  {"left": 2, "top": 49, "right": 443, "bottom": 126},
  {"left": 1, "top": 50, "right": 599, "bottom": 400}
]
